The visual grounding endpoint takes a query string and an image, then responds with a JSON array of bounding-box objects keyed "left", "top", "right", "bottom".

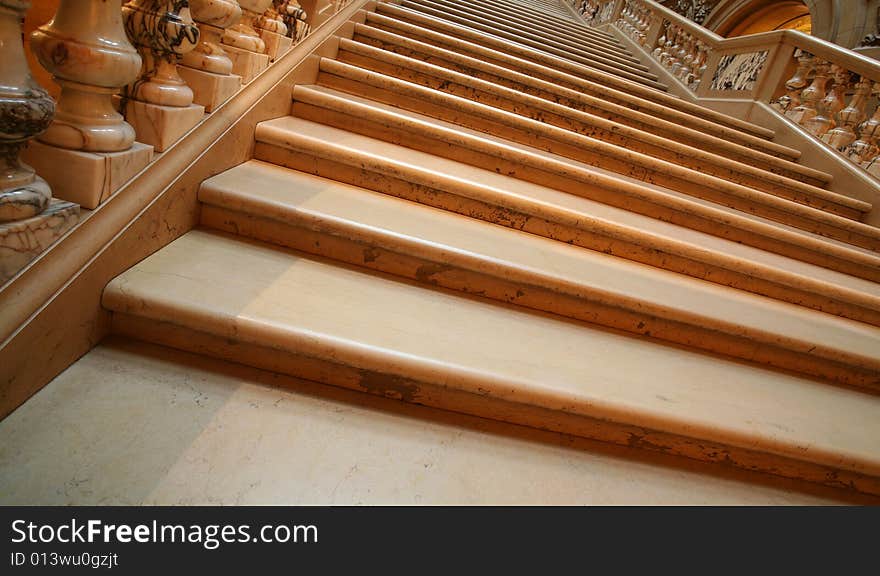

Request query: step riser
[
  {"left": 396, "top": 3, "right": 662, "bottom": 82},
  {"left": 338, "top": 39, "right": 828, "bottom": 187},
  {"left": 253, "top": 137, "right": 880, "bottom": 325},
  {"left": 200, "top": 201, "right": 880, "bottom": 388},
  {"left": 290, "top": 93, "right": 880, "bottom": 253},
  {"left": 357, "top": 18, "right": 791, "bottom": 155},
  {"left": 374, "top": 4, "right": 670, "bottom": 91},
  {"left": 319, "top": 65, "right": 861, "bottom": 219},
  {"left": 401, "top": 0, "right": 644, "bottom": 69},
  {"left": 108, "top": 312, "right": 880, "bottom": 497}
]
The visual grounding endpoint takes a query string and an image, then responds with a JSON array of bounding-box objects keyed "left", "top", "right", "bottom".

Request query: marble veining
[
  {"left": 710, "top": 50, "right": 769, "bottom": 92},
  {"left": 0, "top": 199, "right": 79, "bottom": 283}
]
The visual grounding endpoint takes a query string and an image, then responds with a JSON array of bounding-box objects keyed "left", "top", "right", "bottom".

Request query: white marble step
[
  {"left": 102, "top": 229, "right": 880, "bottom": 496},
  {"left": 288, "top": 85, "right": 880, "bottom": 254},
  {"left": 376, "top": 2, "right": 669, "bottom": 90},
  {"left": 405, "top": 0, "right": 641, "bottom": 68},
  {"left": 365, "top": 9, "right": 778, "bottom": 142},
  {"left": 317, "top": 55, "right": 856, "bottom": 218},
  {"left": 198, "top": 160, "right": 880, "bottom": 388},
  {"left": 253, "top": 116, "right": 880, "bottom": 324}
]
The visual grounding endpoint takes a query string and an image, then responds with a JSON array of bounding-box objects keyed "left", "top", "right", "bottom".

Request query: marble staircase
[{"left": 78, "top": 0, "right": 880, "bottom": 497}]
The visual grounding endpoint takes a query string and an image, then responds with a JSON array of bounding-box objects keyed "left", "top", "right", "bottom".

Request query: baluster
[
  {"left": 651, "top": 24, "right": 667, "bottom": 60},
  {"left": 222, "top": 0, "right": 272, "bottom": 83},
  {"left": 26, "top": 0, "right": 152, "bottom": 209},
  {"left": 688, "top": 41, "right": 708, "bottom": 90},
  {"left": 806, "top": 65, "right": 848, "bottom": 137},
  {"left": 279, "top": 0, "right": 309, "bottom": 43},
  {"left": 847, "top": 83, "right": 880, "bottom": 166},
  {"left": 827, "top": 77, "right": 871, "bottom": 152},
  {"left": 179, "top": 0, "right": 243, "bottom": 113},
  {"left": 773, "top": 50, "right": 813, "bottom": 113},
  {"left": 255, "top": 1, "right": 292, "bottom": 61},
  {"left": 788, "top": 58, "right": 829, "bottom": 125},
  {"left": 677, "top": 36, "right": 695, "bottom": 82},
  {"left": 0, "top": 0, "right": 54, "bottom": 223},
  {"left": 121, "top": 0, "right": 204, "bottom": 153}
]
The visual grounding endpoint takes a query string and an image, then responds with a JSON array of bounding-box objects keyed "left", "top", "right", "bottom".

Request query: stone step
[
  {"left": 403, "top": 0, "right": 642, "bottom": 69},
  {"left": 102, "top": 228, "right": 880, "bottom": 496},
  {"left": 338, "top": 34, "right": 827, "bottom": 187},
  {"left": 365, "top": 9, "right": 778, "bottom": 142},
  {"left": 318, "top": 55, "right": 856, "bottom": 218},
  {"left": 253, "top": 116, "right": 880, "bottom": 324},
  {"left": 199, "top": 160, "right": 880, "bottom": 388},
  {"left": 455, "top": 0, "right": 617, "bottom": 45},
  {"left": 376, "top": 2, "right": 670, "bottom": 91},
  {"left": 288, "top": 85, "right": 880, "bottom": 252}
]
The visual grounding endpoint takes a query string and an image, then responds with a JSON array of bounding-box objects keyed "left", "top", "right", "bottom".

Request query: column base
[
  {"left": 22, "top": 141, "right": 153, "bottom": 210},
  {"left": 0, "top": 199, "right": 80, "bottom": 284},
  {"left": 177, "top": 66, "right": 243, "bottom": 113},
  {"left": 124, "top": 100, "right": 206, "bottom": 153},
  {"left": 224, "top": 45, "right": 270, "bottom": 84},
  {"left": 260, "top": 29, "right": 293, "bottom": 61}
]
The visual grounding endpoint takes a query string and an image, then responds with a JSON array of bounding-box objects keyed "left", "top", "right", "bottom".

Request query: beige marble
[
  {"left": 261, "top": 28, "right": 294, "bottom": 61},
  {"left": 182, "top": 0, "right": 242, "bottom": 75},
  {"left": 199, "top": 161, "right": 880, "bottom": 387},
  {"left": 177, "top": 66, "right": 243, "bottom": 112},
  {"left": 102, "top": 229, "right": 880, "bottom": 493},
  {"left": 123, "top": 100, "right": 206, "bottom": 153},
  {"left": 224, "top": 44, "right": 271, "bottom": 82},
  {"left": 223, "top": 0, "right": 273, "bottom": 53},
  {"left": 31, "top": 0, "right": 141, "bottom": 152},
  {"left": 0, "top": 199, "right": 79, "bottom": 284},
  {"left": 255, "top": 117, "right": 880, "bottom": 321},
  {"left": 22, "top": 140, "right": 153, "bottom": 210},
  {"left": 0, "top": 338, "right": 871, "bottom": 505}
]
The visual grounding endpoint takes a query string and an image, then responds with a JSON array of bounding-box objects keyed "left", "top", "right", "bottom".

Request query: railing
[{"left": 570, "top": 0, "right": 880, "bottom": 181}]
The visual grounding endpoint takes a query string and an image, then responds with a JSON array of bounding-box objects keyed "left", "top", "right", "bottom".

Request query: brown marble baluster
[
  {"left": 179, "top": 0, "right": 243, "bottom": 112},
  {"left": 255, "top": 1, "right": 292, "bottom": 61},
  {"left": 221, "top": 0, "right": 272, "bottom": 83},
  {"left": 122, "top": 0, "right": 205, "bottom": 152},
  {"left": 279, "top": 0, "right": 309, "bottom": 43},
  {"left": 847, "top": 83, "right": 880, "bottom": 167},
  {"left": 26, "top": 0, "right": 152, "bottom": 209},
  {"left": 0, "top": 0, "right": 54, "bottom": 223}
]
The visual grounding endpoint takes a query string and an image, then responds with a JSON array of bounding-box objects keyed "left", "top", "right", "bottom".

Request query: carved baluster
[
  {"left": 689, "top": 41, "right": 708, "bottom": 90},
  {"left": 827, "top": 77, "right": 871, "bottom": 152},
  {"left": 0, "top": 0, "right": 54, "bottom": 223},
  {"left": 179, "top": 0, "right": 242, "bottom": 113},
  {"left": 659, "top": 26, "right": 677, "bottom": 68},
  {"left": 255, "top": 0, "right": 292, "bottom": 60},
  {"left": 27, "top": 0, "right": 152, "bottom": 209},
  {"left": 847, "top": 83, "right": 880, "bottom": 165},
  {"left": 279, "top": 0, "right": 309, "bottom": 43},
  {"left": 806, "top": 65, "right": 848, "bottom": 137},
  {"left": 122, "top": 0, "right": 204, "bottom": 152},
  {"left": 651, "top": 24, "right": 667, "bottom": 60},
  {"left": 677, "top": 35, "right": 696, "bottom": 81},
  {"left": 773, "top": 50, "right": 811, "bottom": 113},
  {"left": 637, "top": 5, "right": 651, "bottom": 46},
  {"left": 788, "top": 58, "right": 829, "bottom": 125},
  {"left": 222, "top": 0, "right": 272, "bottom": 82}
]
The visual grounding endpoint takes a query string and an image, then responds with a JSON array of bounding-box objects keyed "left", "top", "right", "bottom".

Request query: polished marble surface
[{"left": 0, "top": 338, "right": 870, "bottom": 505}]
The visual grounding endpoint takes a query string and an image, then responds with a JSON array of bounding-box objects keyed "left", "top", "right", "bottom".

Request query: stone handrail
[{"left": 571, "top": 0, "right": 880, "bottom": 180}]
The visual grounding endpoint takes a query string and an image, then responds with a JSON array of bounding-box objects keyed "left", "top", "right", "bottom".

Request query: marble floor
[{"left": 0, "top": 337, "right": 873, "bottom": 505}]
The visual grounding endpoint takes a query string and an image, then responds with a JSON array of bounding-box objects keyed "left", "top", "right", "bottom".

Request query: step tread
[
  {"left": 319, "top": 55, "right": 858, "bottom": 215},
  {"left": 102, "top": 229, "right": 880, "bottom": 478},
  {"left": 370, "top": 5, "right": 775, "bottom": 139},
  {"left": 353, "top": 20, "right": 801, "bottom": 161},
  {"left": 291, "top": 84, "right": 880, "bottom": 251},
  {"left": 337, "top": 36, "right": 832, "bottom": 187},
  {"left": 396, "top": 0, "right": 662, "bottom": 85},
  {"left": 256, "top": 115, "right": 880, "bottom": 297},
  {"left": 200, "top": 160, "right": 880, "bottom": 367}
]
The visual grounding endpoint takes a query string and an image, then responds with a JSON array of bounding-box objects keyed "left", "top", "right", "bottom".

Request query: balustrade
[{"left": 222, "top": 0, "right": 272, "bottom": 82}]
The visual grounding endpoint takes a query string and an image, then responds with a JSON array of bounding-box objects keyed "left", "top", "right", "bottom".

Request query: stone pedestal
[
  {"left": 122, "top": 99, "right": 205, "bottom": 153},
  {"left": 261, "top": 29, "right": 293, "bottom": 61},
  {"left": 224, "top": 45, "right": 270, "bottom": 83},
  {"left": 22, "top": 140, "right": 153, "bottom": 209},
  {"left": 177, "top": 66, "right": 242, "bottom": 112},
  {"left": 0, "top": 199, "right": 80, "bottom": 284}
]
